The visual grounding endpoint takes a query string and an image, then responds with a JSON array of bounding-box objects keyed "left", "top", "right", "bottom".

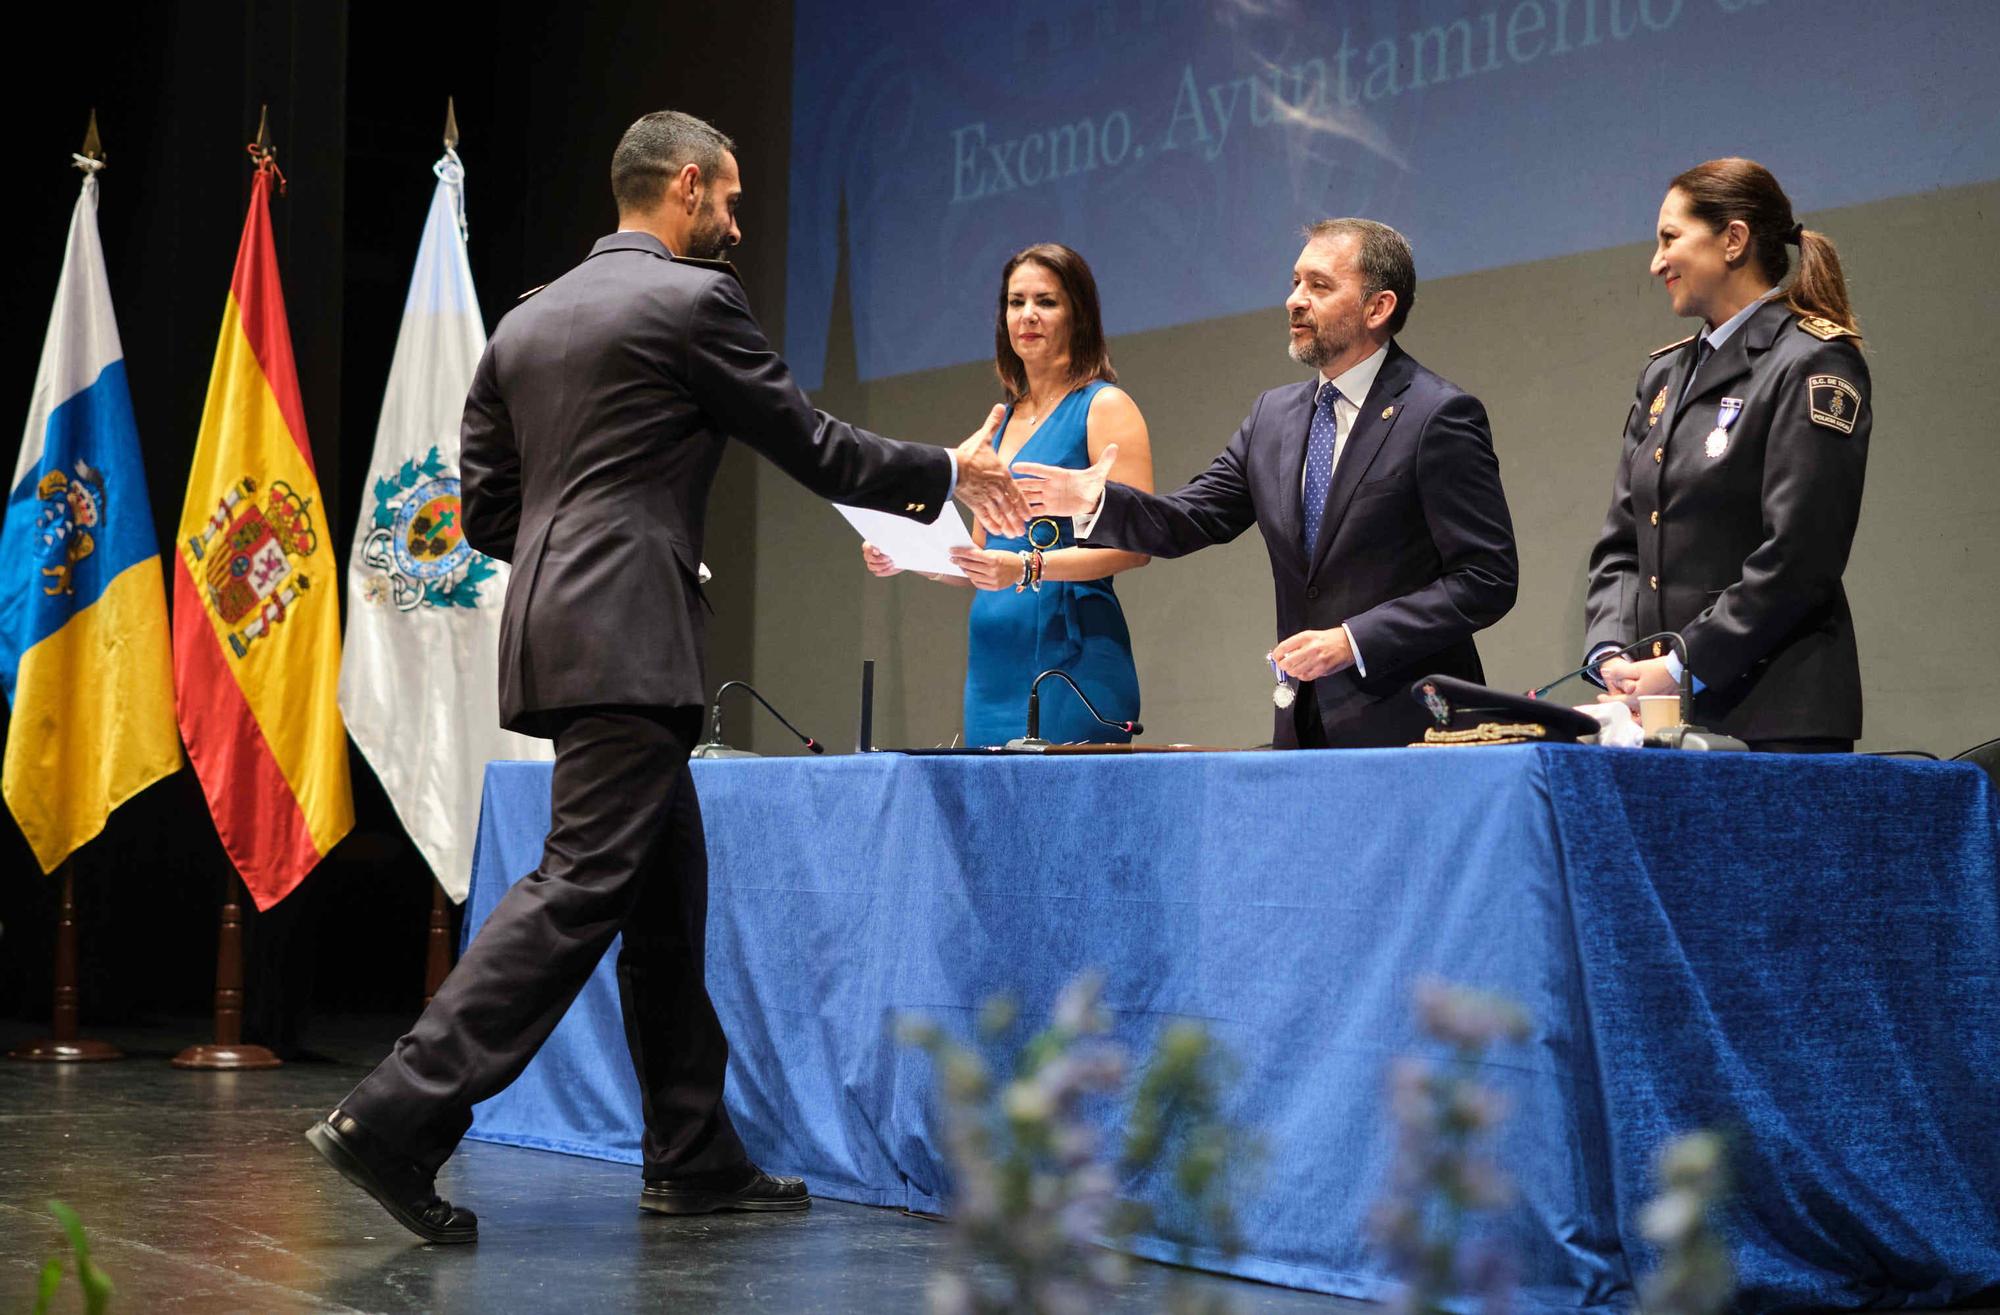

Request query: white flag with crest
[{"left": 339, "top": 147, "right": 549, "bottom": 901}]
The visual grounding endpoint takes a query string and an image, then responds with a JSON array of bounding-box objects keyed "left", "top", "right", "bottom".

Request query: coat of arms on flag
[
  {"left": 33, "top": 461, "right": 105, "bottom": 596},
  {"left": 185, "top": 475, "right": 322, "bottom": 659},
  {"left": 357, "top": 445, "right": 496, "bottom": 611}
]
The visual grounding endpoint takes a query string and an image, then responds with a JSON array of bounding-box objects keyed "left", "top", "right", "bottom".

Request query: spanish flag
[
  {"left": 1, "top": 159, "right": 180, "bottom": 872},
  {"left": 173, "top": 150, "right": 352, "bottom": 909}
]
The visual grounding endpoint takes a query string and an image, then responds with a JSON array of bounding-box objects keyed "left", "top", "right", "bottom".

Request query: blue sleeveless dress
[{"left": 963, "top": 382, "right": 1141, "bottom": 746}]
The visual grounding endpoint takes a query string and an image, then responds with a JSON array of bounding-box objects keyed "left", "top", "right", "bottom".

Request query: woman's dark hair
[
  {"left": 993, "top": 243, "right": 1117, "bottom": 403},
  {"left": 1669, "top": 157, "right": 1859, "bottom": 335}
]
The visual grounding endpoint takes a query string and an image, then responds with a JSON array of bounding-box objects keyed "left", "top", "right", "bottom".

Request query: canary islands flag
[
  {"left": 173, "top": 157, "right": 352, "bottom": 909},
  {"left": 0, "top": 164, "right": 181, "bottom": 872}
]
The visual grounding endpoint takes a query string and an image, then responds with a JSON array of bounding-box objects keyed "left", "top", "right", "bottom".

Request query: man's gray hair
[
  {"left": 1303, "top": 218, "right": 1416, "bottom": 335},
  {"left": 611, "top": 111, "right": 736, "bottom": 212}
]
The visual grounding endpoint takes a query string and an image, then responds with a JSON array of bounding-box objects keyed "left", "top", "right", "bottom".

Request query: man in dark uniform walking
[{"left": 305, "top": 110, "right": 1029, "bottom": 1243}]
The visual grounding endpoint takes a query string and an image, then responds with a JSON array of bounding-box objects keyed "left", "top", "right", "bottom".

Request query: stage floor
[{"left": 0, "top": 1017, "right": 1367, "bottom": 1314}]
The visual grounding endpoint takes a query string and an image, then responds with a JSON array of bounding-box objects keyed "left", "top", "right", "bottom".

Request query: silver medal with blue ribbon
[
  {"left": 1270, "top": 656, "right": 1295, "bottom": 709},
  {"left": 1706, "top": 397, "right": 1744, "bottom": 459}
]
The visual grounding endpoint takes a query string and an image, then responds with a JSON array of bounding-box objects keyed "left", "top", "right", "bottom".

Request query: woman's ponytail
[
  {"left": 1786, "top": 227, "right": 1859, "bottom": 336},
  {"left": 1670, "top": 157, "right": 1860, "bottom": 338}
]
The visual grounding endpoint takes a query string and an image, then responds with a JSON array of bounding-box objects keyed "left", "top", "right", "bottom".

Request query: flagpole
[
  {"left": 9, "top": 114, "right": 124, "bottom": 1066},
  {"left": 424, "top": 881, "right": 454, "bottom": 1005},
  {"left": 9, "top": 861, "right": 123, "bottom": 1062},
  {"left": 418, "top": 96, "right": 464, "bottom": 1010},
  {"left": 171, "top": 106, "right": 290, "bottom": 1072},
  {"left": 171, "top": 873, "right": 281, "bottom": 1070}
]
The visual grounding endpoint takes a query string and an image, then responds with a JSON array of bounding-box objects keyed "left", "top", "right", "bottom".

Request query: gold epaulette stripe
[{"left": 1796, "top": 315, "right": 1860, "bottom": 342}]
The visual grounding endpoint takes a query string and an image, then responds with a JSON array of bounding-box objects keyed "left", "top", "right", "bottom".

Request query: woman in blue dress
[{"left": 861, "top": 243, "right": 1153, "bottom": 745}]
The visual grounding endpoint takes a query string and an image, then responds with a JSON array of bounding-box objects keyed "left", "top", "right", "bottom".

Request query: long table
[{"left": 461, "top": 746, "right": 2000, "bottom": 1312}]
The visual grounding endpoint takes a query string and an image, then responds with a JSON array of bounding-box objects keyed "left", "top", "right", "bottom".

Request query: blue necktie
[{"left": 1302, "top": 380, "right": 1343, "bottom": 555}]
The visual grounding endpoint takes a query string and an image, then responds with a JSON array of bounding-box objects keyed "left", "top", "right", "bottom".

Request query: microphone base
[
  {"left": 1002, "top": 737, "right": 1053, "bottom": 753},
  {"left": 1649, "top": 725, "right": 1750, "bottom": 752},
  {"left": 690, "top": 743, "right": 761, "bottom": 759}
]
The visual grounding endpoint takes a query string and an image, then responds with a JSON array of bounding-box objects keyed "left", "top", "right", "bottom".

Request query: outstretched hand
[
  {"left": 952, "top": 405, "right": 1030, "bottom": 538},
  {"left": 1014, "top": 443, "right": 1119, "bottom": 519}
]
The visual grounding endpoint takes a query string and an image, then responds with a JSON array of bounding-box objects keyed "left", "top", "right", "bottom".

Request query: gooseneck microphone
[
  {"left": 1529, "top": 631, "right": 1748, "bottom": 749},
  {"left": 691, "top": 680, "right": 824, "bottom": 759},
  {"left": 1529, "top": 631, "right": 1694, "bottom": 726},
  {"left": 1005, "top": 668, "right": 1143, "bottom": 751}
]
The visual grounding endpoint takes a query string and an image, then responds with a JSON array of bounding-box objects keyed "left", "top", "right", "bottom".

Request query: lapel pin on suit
[{"left": 1381, "top": 406, "right": 1395, "bottom": 420}]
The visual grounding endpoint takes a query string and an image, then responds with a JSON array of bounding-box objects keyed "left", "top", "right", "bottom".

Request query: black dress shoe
[
  {"left": 305, "top": 1108, "right": 478, "bottom": 1245},
  {"left": 639, "top": 1165, "right": 811, "bottom": 1215}
]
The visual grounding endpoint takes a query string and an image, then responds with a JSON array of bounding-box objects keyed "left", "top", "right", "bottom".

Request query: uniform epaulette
[
  {"left": 516, "top": 284, "right": 546, "bottom": 301},
  {"left": 1795, "top": 315, "right": 1860, "bottom": 342},
  {"left": 1647, "top": 334, "right": 1696, "bottom": 358},
  {"left": 670, "top": 255, "right": 742, "bottom": 286}
]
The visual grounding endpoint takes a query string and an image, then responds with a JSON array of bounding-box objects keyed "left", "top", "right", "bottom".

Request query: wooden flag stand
[
  {"left": 172, "top": 877, "right": 281, "bottom": 1070},
  {"left": 423, "top": 879, "right": 454, "bottom": 1005},
  {"left": 9, "top": 863, "right": 122, "bottom": 1062}
]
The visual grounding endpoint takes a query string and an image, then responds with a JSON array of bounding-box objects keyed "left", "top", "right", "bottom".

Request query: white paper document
[{"left": 834, "top": 502, "right": 977, "bottom": 577}]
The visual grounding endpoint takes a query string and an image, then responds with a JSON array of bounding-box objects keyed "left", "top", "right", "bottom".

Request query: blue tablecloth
[{"left": 462, "top": 747, "right": 2000, "bottom": 1312}]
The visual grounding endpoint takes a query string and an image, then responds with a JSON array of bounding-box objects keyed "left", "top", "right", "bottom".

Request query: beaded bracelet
[{"left": 1014, "top": 548, "right": 1046, "bottom": 594}]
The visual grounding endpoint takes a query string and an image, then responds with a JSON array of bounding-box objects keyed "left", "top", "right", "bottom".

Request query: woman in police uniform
[{"left": 1583, "top": 158, "right": 1870, "bottom": 753}]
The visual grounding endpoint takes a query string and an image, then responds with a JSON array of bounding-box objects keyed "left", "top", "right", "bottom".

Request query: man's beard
[
  {"left": 684, "top": 210, "right": 731, "bottom": 261},
  {"left": 1287, "top": 316, "right": 1346, "bottom": 369}
]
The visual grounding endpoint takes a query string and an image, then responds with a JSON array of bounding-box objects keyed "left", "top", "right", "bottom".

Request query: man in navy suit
[{"left": 1016, "top": 219, "right": 1517, "bottom": 748}]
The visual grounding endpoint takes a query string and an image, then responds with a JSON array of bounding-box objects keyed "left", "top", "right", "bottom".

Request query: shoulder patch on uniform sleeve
[
  {"left": 1808, "top": 374, "right": 1862, "bottom": 433},
  {"left": 516, "top": 283, "right": 546, "bottom": 301},
  {"left": 1647, "top": 334, "right": 1696, "bottom": 358},
  {"left": 1796, "top": 315, "right": 1860, "bottom": 342}
]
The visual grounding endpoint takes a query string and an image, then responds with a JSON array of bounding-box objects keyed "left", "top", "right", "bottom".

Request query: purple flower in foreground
[
  {"left": 1415, "top": 978, "right": 1531, "bottom": 1052},
  {"left": 1637, "top": 1131, "right": 1735, "bottom": 1315},
  {"left": 901, "top": 971, "right": 1249, "bottom": 1314},
  {"left": 1371, "top": 980, "right": 1530, "bottom": 1314}
]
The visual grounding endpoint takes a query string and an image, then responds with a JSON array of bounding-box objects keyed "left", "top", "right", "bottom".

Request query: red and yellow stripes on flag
[{"left": 172, "top": 160, "right": 352, "bottom": 909}]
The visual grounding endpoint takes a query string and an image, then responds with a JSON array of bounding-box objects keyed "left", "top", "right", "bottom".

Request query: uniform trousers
[{"left": 339, "top": 706, "right": 747, "bottom": 1180}]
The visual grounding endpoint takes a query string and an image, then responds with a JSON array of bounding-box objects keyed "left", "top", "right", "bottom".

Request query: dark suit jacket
[
  {"left": 460, "top": 232, "right": 953, "bottom": 735},
  {"left": 1087, "top": 344, "right": 1518, "bottom": 747},
  {"left": 1584, "top": 300, "right": 1870, "bottom": 741}
]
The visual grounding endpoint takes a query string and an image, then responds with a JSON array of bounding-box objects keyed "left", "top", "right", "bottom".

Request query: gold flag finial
[
  {"left": 443, "top": 95, "right": 460, "bottom": 151},
  {"left": 81, "top": 108, "right": 104, "bottom": 162},
  {"left": 254, "top": 103, "right": 271, "bottom": 155}
]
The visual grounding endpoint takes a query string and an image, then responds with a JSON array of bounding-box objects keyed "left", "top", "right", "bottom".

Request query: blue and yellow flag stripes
[{"left": 0, "top": 160, "right": 180, "bottom": 872}]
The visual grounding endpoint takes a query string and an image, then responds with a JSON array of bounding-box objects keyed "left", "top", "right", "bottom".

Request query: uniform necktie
[
  {"left": 1302, "top": 381, "right": 1343, "bottom": 555},
  {"left": 1680, "top": 337, "right": 1715, "bottom": 406}
]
